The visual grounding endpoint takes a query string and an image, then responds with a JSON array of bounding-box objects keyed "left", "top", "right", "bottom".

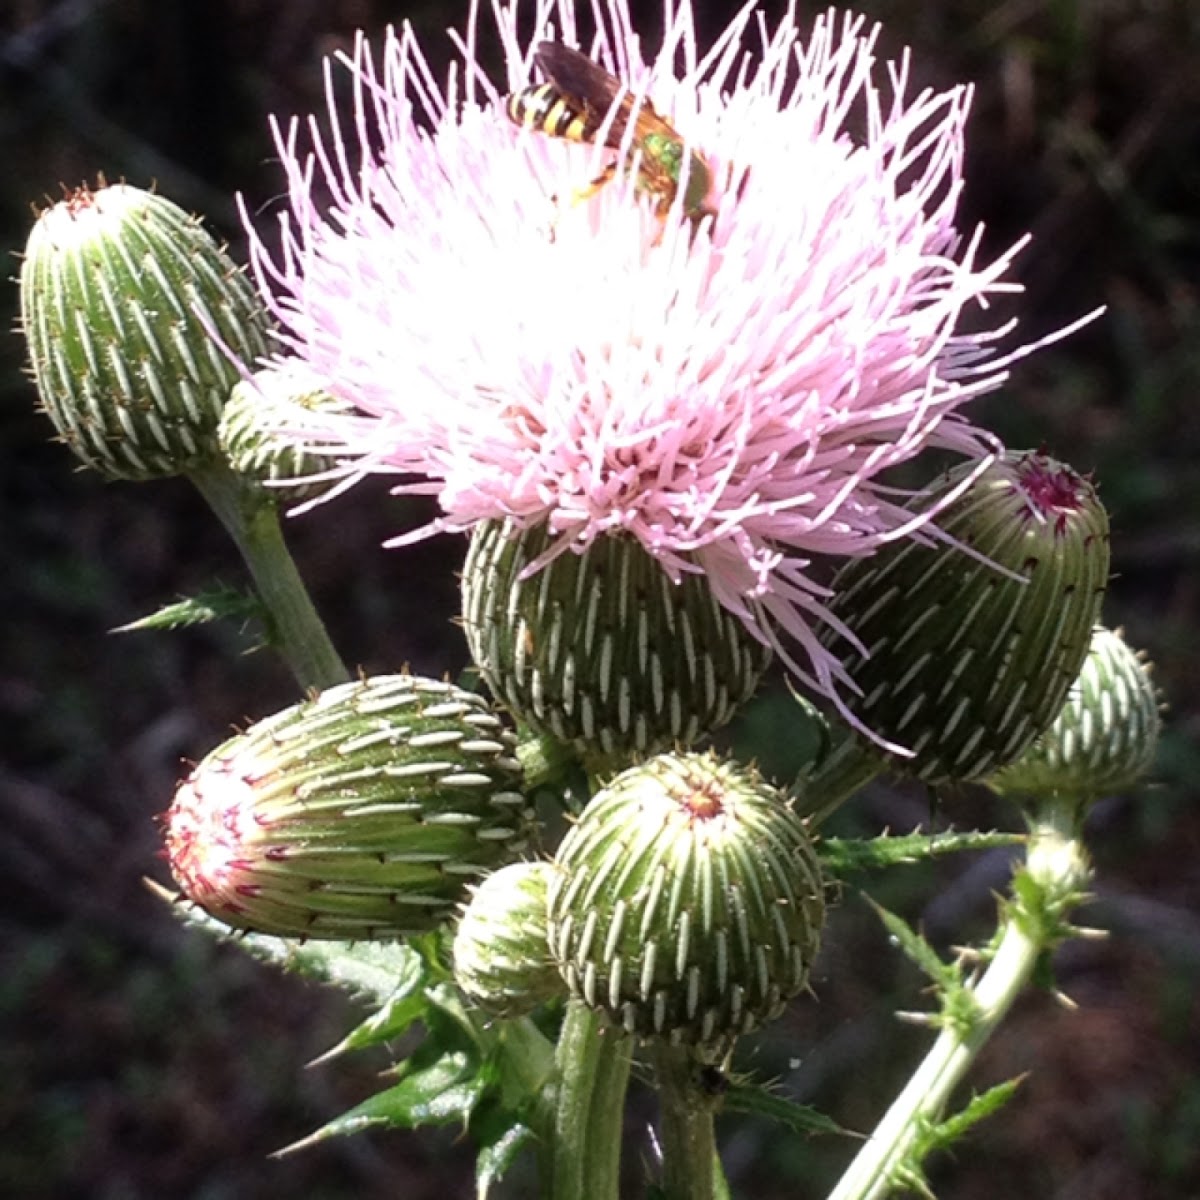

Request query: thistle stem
[
  {"left": 827, "top": 797, "right": 1091, "bottom": 1200},
  {"left": 804, "top": 730, "right": 882, "bottom": 827},
  {"left": 549, "top": 1000, "right": 632, "bottom": 1200},
  {"left": 188, "top": 460, "right": 349, "bottom": 690},
  {"left": 651, "top": 1044, "right": 718, "bottom": 1200}
]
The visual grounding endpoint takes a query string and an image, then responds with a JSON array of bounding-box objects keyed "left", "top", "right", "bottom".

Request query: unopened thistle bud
[
  {"left": 165, "top": 675, "right": 532, "bottom": 939},
  {"left": 452, "top": 860, "right": 564, "bottom": 1017},
  {"left": 218, "top": 364, "right": 346, "bottom": 501},
  {"left": 821, "top": 451, "right": 1110, "bottom": 784},
  {"left": 462, "top": 521, "right": 772, "bottom": 766},
  {"left": 20, "top": 182, "right": 271, "bottom": 481},
  {"left": 547, "top": 753, "right": 825, "bottom": 1057},
  {"left": 986, "top": 625, "right": 1161, "bottom": 803}
]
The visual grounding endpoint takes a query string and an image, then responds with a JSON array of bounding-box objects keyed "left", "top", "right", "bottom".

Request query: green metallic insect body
[{"left": 505, "top": 40, "right": 716, "bottom": 223}]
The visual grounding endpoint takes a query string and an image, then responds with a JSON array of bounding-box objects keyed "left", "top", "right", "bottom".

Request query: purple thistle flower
[{"left": 243, "top": 0, "right": 1089, "bottom": 708}]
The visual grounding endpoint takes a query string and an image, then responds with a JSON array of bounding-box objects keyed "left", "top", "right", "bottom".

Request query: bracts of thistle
[
  {"left": 20, "top": 183, "right": 271, "bottom": 481},
  {"left": 986, "top": 625, "right": 1162, "bottom": 809},
  {"left": 218, "top": 364, "right": 350, "bottom": 504},
  {"left": 164, "top": 675, "right": 533, "bottom": 940},
  {"left": 462, "top": 521, "right": 772, "bottom": 767},
  {"left": 453, "top": 860, "right": 565, "bottom": 1017},
  {"left": 817, "top": 451, "right": 1110, "bottom": 786},
  {"left": 547, "top": 752, "right": 825, "bottom": 1060}
]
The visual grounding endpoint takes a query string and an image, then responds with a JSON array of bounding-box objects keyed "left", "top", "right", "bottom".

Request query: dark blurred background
[{"left": 2, "top": 1, "right": 1198, "bottom": 1197}]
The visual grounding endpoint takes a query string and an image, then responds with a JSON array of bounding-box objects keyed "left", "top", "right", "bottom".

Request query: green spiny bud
[
  {"left": 821, "top": 451, "right": 1110, "bottom": 784},
  {"left": 986, "top": 625, "right": 1161, "bottom": 803},
  {"left": 547, "top": 753, "right": 825, "bottom": 1057},
  {"left": 165, "top": 674, "right": 533, "bottom": 940},
  {"left": 453, "top": 860, "right": 564, "bottom": 1017},
  {"left": 20, "top": 182, "right": 272, "bottom": 481},
  {"left": 462, "top": 520, "right": 772, "bottom": 768},
  {"left": 218, "top": 364, "right": 347, "bottom": 501}
]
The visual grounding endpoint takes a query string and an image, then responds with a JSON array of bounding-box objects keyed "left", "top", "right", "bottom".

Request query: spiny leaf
[
  {"left": 147, "top": 879, "right": 425, "bottom": 1005},
  {"left": 866, "top": 898, "right": 963, "bottom": 993},
  {"left": 918, "top": 1077, "right": 1025, "bottom": 1156},
  {"left": 310, "top": 952, "right": 434, "bottom": 1064},
  {"left": 722, "top": 1078, "right": 855, "bottom": 1139},
  {"left": 893, "top": 1078, "right": 1025, "bottom": 1195},
  {"left": 277, "top": 1051, "right": 486, "bottom": 1153},
  {"left": 115, "top": 586, "right": 264, "bottom": 632},
  {"left": 820, "top": 830, "right": 1023, "bottom": 878}
]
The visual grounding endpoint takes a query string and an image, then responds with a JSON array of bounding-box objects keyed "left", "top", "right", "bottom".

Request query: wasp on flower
[
  {"left": 242, "top": 0, "right": 1092, "bottom": 743},
  {"left": 505, "top": 39, "right": 717, "bottom": 224}
]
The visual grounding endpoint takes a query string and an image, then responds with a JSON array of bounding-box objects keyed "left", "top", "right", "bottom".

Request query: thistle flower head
[
  {"left": 164, "top": 674, "right": 532, "bottom": 939},
  {"left": 986, "top": 625, "right": 1162, "bottom": 805},
  {"left": 22, "top": 182, "right": 271, "bottom": 481},
  {"left": 245, "top": 0, "right": 1082, "bottom": 704},
  {"left": 819, "top": 450, "right": 1110, "bottom": 782},
  {"left": 546, "top": 751, "right": 825, "bottom": 1055}
]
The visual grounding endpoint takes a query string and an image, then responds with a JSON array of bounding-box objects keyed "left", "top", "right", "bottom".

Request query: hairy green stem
[
  {"left": 651, "top": 1044, "right": 718, "bottom": 1200},
  {"left": 189, "top": 460, "right": 348, "bottom": 690},
  {"left": 549, "top": 1000, "right": 632, "bottom": 1200},
  {"left": 827, "top": 798, "right": 1091, "bottom": 1200}
]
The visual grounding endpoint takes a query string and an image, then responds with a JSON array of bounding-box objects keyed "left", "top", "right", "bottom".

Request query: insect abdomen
[{"left": 505, "top": 84, "right": 594, "bottom": 143}]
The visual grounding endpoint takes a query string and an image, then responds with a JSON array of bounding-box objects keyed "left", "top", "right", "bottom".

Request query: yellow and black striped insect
[{"left": 505, "top": 40, "right": 716, "bottom": 223}]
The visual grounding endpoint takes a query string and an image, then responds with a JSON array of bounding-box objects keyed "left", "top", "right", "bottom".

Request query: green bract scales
[
  {"left": 463, "top": 520, "right": 772, "bottom": 767},
  {"left": 987, "top": 625, "right": 1161, "bottom": 802},
  {"left": 453, "top": 861, "right": 565, "bottom": 1017},
  {"left": 21, "top": 183, "right": 271, "bottom": 481},
  {"left": 547, "top": 753, "right": 825, "bottom": 1056},
  {"left": 821, "top": 451, "right": 1111, "bottom": 784},
  {"left": 165, "top": 675, "right": 532, "bottom": 939}
]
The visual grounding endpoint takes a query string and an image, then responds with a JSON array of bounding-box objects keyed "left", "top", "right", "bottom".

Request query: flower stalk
[
  {"left": 188, "top": 459, "right": 348, "bottom": 690},
  {"left": 827, "top": 796, "right": 1093, "bottom": 1200},
  {"left": 651, "top": 1043, "right": 719, "bottom": 1200},
  {"left": 549, "top": 1000, "right": 632, "bottom": 1200}
]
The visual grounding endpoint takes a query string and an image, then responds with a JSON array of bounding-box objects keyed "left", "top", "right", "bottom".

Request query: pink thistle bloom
[{"left": 244, "top": 0, "right": 1089, "bottom": 706}]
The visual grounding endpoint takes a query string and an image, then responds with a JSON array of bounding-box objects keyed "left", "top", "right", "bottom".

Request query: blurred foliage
[{"left": 3, "top": 1, "right": 1198, "bottom": 1197}]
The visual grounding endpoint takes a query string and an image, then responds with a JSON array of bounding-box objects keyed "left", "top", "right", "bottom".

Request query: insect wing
[{"left": 533, "top": 41, "right": 640, "bottom": 149}]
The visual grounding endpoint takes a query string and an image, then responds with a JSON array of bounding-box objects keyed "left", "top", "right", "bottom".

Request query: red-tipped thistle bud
[
  {"left": 218, "top": 364, "right": 347, "bottom": 502},
  {"left": 20, "top": 182, "right": 271, "bottom": 481},
  {"left": 452, "top": 860, "right": 565, "bottom": 1017},
  {"left": 821, "top": 451, "right": 1110, "bottom": 783},
  {"left": 462, "top": 521, "right": 771, "bottom": 767},
  {"left": 165, "top": 675, "right": 532, "bottom": 939},
  {"left": 547, "top": 752, "right": 825, "bottom": 1057},
  {"left": 986, "top": 625, "right": 1161, "bottom": 804}
]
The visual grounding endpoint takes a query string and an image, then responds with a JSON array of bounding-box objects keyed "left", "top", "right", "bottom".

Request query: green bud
[
  {"left": 821, "top": 451, "right": 1110, "bottom": 783},
  {"left": 453, "top": 860, "right": 565, "bottom": 1017},
  {"left": 218, "top": 364, "right": 347, "bottom": 502},
  {"left": 462, "top": 520, "right": 772, "bottom": 768},
  {"left": 20, "top": 182, "right": 272, "bottom": 481},
  {"left": 165, "top": 675, "right": 532, "bottom": 939},
  {"left": 547, "top": 753, "right": 825, "bottom": 1057},
  {"left": 986, "top": 625, "right": 1161, "bottom": 803}
]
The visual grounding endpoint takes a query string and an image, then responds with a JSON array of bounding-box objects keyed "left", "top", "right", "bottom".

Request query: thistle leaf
[
  {"left": 147, "top": 879, "right": 428, "bottom": 1004},
  {"left": 115, "top": 587, "right": 264, "bottom": 632},
  {"left": 277, "top": 1051, "right": 485, "bottom": 1153},
  {"left": 722, "top": 1078, "right": 854, "bottom": 1139},
  {"left": 820, "top": 830, "right": 1023, "bottom": 878},
  {"left": 867, "top": 898, "right": 963, "bottom": 993},
  {"left": 309, "top": 953, "right": 433, "bottom": 1064},
  {"left": 919, "top": 1076, "right": 1024, "bottom": 1155}
]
